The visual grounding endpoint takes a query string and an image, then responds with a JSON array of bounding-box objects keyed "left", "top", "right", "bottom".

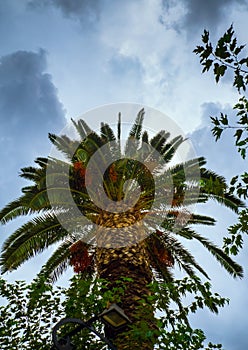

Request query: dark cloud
[
  {"left": 183, "top": 0, "right": 248, "bottom": 32},
  {"left": 0, "top": 49, "right": 65, "bottom": 136},
  {"left": 162, "top": 0, "right": 248, "bottom": 35},
  {"left": 28, "top": 0, "right": 101, "bottom": 23},
  {"left": 0, "top": 49, "right": 65, "bottom": 203}
]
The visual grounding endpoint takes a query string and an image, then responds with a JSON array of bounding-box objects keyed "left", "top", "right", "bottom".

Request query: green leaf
[
  {"left": 239, "top": 58, "right": 248, "bottom": 65},
  {"left": 222, "top": 25, "right": 234, "bottom": 44},
  {"left": 211, "top": 126, "right": 223, "bottom": 141},
  {"left": 202, "top": 59, "right": 213, "bottom": 72},
  {"left": 230, "top": 175, "right": 238, "bottom": 185},
  {"left": 234, "top": 45, "right": 246, "bottom": 55},
  {"left": 213, "top": 64, "right": 227, "bottom": 82},
  {"left": 210, "top": 116, "right": 220, "bottom": 126},
  {"left": 193, "top": 45, "right": 204, "bottom": 54},
  {"left": 234, "top": 129, "right": 244, "bottom": 143},
  {"left": 219, "top": 113, "right": 228, "bottom": 125},
  {"left": 234, "top": 73, "right": 246, "bottom": 92},
  {"left": 202, "top": 30, "right": 209, "bottom": 44}
]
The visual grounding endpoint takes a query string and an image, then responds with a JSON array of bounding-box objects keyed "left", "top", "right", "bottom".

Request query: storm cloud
[
  {"left": 184, "top": 0, "right": 248, "bottom": 31},
  {"left": 28, "top": 0, "right": 101, "bottom": 23},
  {"left": 0, "top": 49, "right": 64, "bottom": 134},
  {"left": 0, "top": 49, "right": 65, "bottom": 202},
  {"left": 162, "top": 0, "right": 248, "bottom": 34}
]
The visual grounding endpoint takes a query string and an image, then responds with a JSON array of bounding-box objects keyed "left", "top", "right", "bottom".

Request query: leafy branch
[
  {"left": 194, "top": 25, "right": 248, "bottom": 256},
  {"left": 194, "top": 24, "right": 248, "bottom": 91},
  {"left": 194, "top": 25, "right": 248, "bottom": 168},
  {"left": 194, "top": 26, "right": 248, "bottom": 158}
]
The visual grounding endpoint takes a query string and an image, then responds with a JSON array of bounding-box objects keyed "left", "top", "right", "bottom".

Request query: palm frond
[
  {"left": 148, "top": 233, "right": 209, "bottom": 279},
  {"left": 200, "top": 169, "right": 244, "bottom": 212},
  {"left": 71, "top": 118, "right": 92, "bottom": 140},
  {"left": 38, "top": 240, "right": 72, "bottom": 283},
  {"left": 100, "top": 122, "right": 121, "bottom": 159},
  {"left": 0, "top": 160, "right": 83, "bottom": 225},
  {"left": 142, "top": 130, "right": 149, "bottom": 143},
  {"left": 21, "top": 158, "right": 70, "bottom": 193},
  {"left": 170, "top": 157, "right": 206, "bottom": 177},
  {"left": 0, "top": 213, "right": 67, "bottom": 273},
  {"left": 150, "top": 130, "right": 170, "bottom": 154},
  {"left": 201, "top": 168, "right": 226, "bottom": 184},
  {"left": 128, "top": 108, "right": 145, "bottom": 140},
  {"left": 34, "top": 157, "right": 49, "bottom": 167},
  {"left": 162, "top": 136, "right": 184, "bottom": 163},
  {"left": 188, "top": 214, "right": 216, "bottom": 226},
  {"left": 125, "top": 109, "right": 145, "bottom": 156},
  {"left": 117, "top": 112, "right": 121, "bottom": 145},
  {"left": 0, "top": 197, "right": 35, "bottom": 224},
  {"left": 20, "top": 158, "right": 48, "bottom": 182},
  {"left": 191, "top": 231, "right": 243, "bottom": 278},
  {"left": 100, "top": 123, "right": 116, "bottom": 142},
  {"left": 162, "top": 233, "right": 209, "bottom": 278},
  {"left": 19, "top": 166, "right": 42, "bottom": 182},
  {"left": 161, "top": 213, "right": 216, "bottom": 234},
  {"left": 137, "top": 130, "right": 171, "bottom": 169},
  {"left": 81, "top": 131, "right": 105, "bottom": 156},
  {"left": 204, "top": 191, "right": 244, "bottom": 213},
  {"left": 48, "top": 133, "right": 77, "bottom": 159}
]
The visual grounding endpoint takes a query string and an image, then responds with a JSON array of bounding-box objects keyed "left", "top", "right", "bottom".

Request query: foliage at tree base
[{"left": 0, "top": 275, "right": 227, "bottom": 349}]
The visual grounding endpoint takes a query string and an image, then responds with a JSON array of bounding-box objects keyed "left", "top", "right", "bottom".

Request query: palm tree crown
[{"left": 0, "top": 109, "right": 243, "bottom": 283}]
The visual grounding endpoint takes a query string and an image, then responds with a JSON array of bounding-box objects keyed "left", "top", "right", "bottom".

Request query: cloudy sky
[{"left": 0, "top": 0, "right": 248, "bottom": 348}]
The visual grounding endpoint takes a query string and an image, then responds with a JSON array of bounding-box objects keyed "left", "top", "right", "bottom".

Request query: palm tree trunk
[{"left": 95, "top": 207, "right": 158, "bottom": 349}]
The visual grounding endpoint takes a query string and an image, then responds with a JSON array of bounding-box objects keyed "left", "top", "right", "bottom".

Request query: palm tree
[{"left": 0, "top": 109, "right": 243, "bottom": 349}]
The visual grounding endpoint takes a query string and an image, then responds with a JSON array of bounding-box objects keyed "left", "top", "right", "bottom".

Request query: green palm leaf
[
  {"left": 187, "top": 230, "right": 243, "bottom": 278},
  {"left": 1, "top": 213, "right": 68, "bottom": 272},
  {"left": 125, "top": 109, "right": 145, "bottom": 156},
  {"left": 162, "top": 135, "right": 185, "bottom": 163},
  {"left": 48, "top": 133, "right": 78, "bottom": 160},
  {"left": 71, "top": 118, "right": 90, "bottom": 140},
  {"left": 100, "top": 122, "right": 116, "bottom": 142},
  {"left": 156, "top": 233, "right": 209, "bottom": 279},
  {"left": 38, "top": 240, "right": 72, "bottom": 283},
  {"left": 150, "top": 130, "right": 170, "bottom": 154},
  {"left": 128, "top": 108, "right": 145, "bottom": 140},
  {"left": 188, "top": 214, "right": 216, "bottom": 226},
  {"left": 0, "top": 197, "right": 37, "bottom": 224}
]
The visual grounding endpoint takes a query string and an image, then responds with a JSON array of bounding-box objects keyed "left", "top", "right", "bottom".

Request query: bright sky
[{"left": 0, "top": 1, "right": 248, "bottom": 349}]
